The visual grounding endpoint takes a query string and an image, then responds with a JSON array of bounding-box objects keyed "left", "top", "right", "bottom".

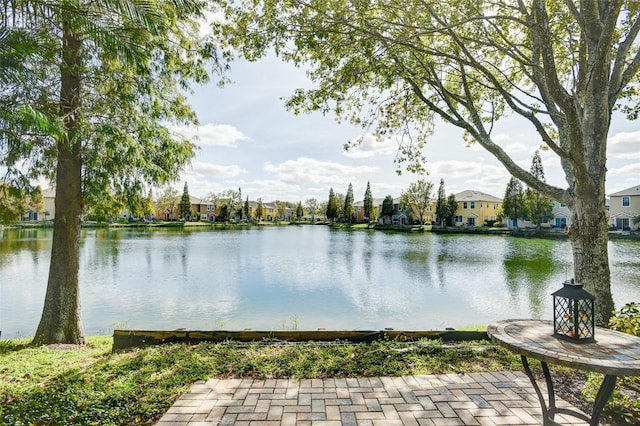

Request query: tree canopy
[
  {"left": 2, "top": 0, "right": 220, "bottom": 343},
  {"left": 435, "top": 179, "right": 447, "bottom": 226},
  {"left": 525, "top": 151, "right": 554, "bottom": 228},
  {"left": 381, "top": 195, "right": 394, "bottom": 222},
  {"left": 400, "top": 179, "right": 434, "bottom": 224},
  {"left": 215, "top": 0, "right": 640, "bottom": 323},
  {"left": 363, "top": 181, "right": 373, "bottom": 222},
  {"left": 503, "top": 177, "right": 526, "bottom": 228},
  {"left": 326, "top": 187, "right": 338, "bottom": 222},
  {"left": 180, "top": 182, "right": 193, "bottom": 220},
  {"left": 343, "top": 183, "right": 355, "bottom": 223}
]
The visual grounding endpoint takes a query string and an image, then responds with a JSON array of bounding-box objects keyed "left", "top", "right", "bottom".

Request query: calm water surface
[{"left": 1, "top": 226, "right": 639, "bottom": 338}]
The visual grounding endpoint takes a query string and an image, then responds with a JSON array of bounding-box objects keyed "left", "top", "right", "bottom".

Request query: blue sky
[{"left": 174, "top": 54, "right": 640, "bottom": 203}]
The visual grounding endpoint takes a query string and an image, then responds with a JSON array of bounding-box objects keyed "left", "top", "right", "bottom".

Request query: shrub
[
  {"left": 582, "top": 303, "right": 640, "bottom": 423},
  {"left": 609, "top": 303, "right": 640, "bottom": 337}
]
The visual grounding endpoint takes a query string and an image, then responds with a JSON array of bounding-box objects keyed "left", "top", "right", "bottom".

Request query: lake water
[{"left": 1, "top": 226, "right": 639, "bottom": 338}]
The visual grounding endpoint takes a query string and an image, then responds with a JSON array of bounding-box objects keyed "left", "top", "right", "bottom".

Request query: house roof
[
  {"left": 609, "top": 184, "right": 640, "bottom": 197},
  {"left": 354, "top": 198, "right": 385, "bottom": 207},
  {"left": 454, "top": 190, "right": 501, "bottom": 203}
]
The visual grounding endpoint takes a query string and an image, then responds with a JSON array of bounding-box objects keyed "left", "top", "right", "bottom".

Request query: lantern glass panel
[{"left": 551, "top": 279, "right": 595, "bottom": 343}]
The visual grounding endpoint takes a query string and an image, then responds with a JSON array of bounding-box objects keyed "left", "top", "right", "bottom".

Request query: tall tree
[
  {"left": 400, "top": 179, "right": 434, "bottom": 225},
  {"left": 235, "top": 187, "right": 243, "bottom": 219},
  {"left": 155, "top": 186, "right": 180, "bottom": 221},
  {"left": 218, "top": 204, "right": 229, "bottom": 222},
  {"left": 363, "top": 181, "right": 373, "bottom": 222},
  {"left": 218, "top": 188, "right": 241, "bottom": 219},
  {"left": 435, "top": 179, "right": 447, "bottom": 227},
  {"left": 244, "top": 196, "right": 250, "bottom": 220},
  {"left": 255, "top": 198, "right": 264, "bottom": 221},
  {"left": 216, "top": 0, "right": 639, "bottom": 323},
  {"left": 0, "top": 181, "right": 26, "bottom": 224},
  {"left": 334, "top": 193, "right": 345, "bottom": 221},
  {"left": 381, "top": 195, "right": 394, "bottom": 224},
  {"left": 525, "top": 151, "right": 553, "bottom": 229},
  {"left": 445, "top": 194, "right": 458, "bottom": 227},
  {"left": 141, "top": 188, "right": 154, "bottom": 222},
  {"left": 179, "top": 182, "right": 192, "bottom": 220},
  {"left": 343, "top": 182, "right": 355, "bottom": 223},
  {"left": 304, "top": 197, "right": 319, "bottom": 222},
  {"left": 275, "top": 200, "right": 288, "bottom": 221},
  {"left": 2, "top": 0, "right": 216, "bottom": 343},
  {"left": 503, "top": 178, "right": 526, "bottom": 230},
  {"left": 27, "top": 185, "right": 45, "bottom": 220},
  {"left": 294, "top": 201, "right": 304, "bottom": 222},
  {"left": 326, "top": 187, "right": 338, "bottom": 223},
  {"left": 318, "top": 200, "right": 328, "bottom": 222}
]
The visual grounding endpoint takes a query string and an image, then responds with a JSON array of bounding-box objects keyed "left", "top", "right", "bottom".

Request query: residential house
[
  {"left": 22, "top": 187, "right": 55, "bottom": 221},
  {"left": 263, "top": 201, "right": 277, "bottom": 221},
  {"left": 453, "top": 190, "right": 502, "bottom": 226},
  {"left": 161, "top": 195, "right": 210, "bottom": 221},
  {"left": 256, "top": 201, "right": 291, "bottom": 221},
  {"left": 196, "top": 197, "right": 216, "bottom": 221},
  {"left": 354, "top": 198, "right": 384, "bottom": 223},
  {"left": 42, "top": 188, "right": 55, "bottom": 220},
  {"left": 550, "top": 200, "right": 571, "bottom": 229},
  {"left": 400, "top": 199, "right": 437, "bottom": 224},
  {"left": 515, "top": 197, "right": 611, "bottom": 230},
  {"left": 377, "top": 197, "right": 409, "bottom": 225},
  {"left": 609, "top": 184, "right": 640, "bottom": 230}
]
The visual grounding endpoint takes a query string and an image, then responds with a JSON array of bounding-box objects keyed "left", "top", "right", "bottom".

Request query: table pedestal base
[{"left": 521, "top": 355, "right": 617, "bottom": 426}]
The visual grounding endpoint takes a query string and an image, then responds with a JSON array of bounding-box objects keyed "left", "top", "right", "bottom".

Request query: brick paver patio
[{"left": 156, "top": 371, "right": 589, "bottom": 425}]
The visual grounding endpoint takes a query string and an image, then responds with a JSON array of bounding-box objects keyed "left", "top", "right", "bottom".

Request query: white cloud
[
  {"left": 426, "top": 160, "right": 525, "bottom": 196},
  {"left": 343, "top": 134, "right": 397, "bottom": 158},
  {"left": 540, "top": 153, "right": 561, "bottom": 168},
  {"left": 493, "top": 134, "right": 512, "bottom": 144},
  {"left": 177, "top": 177, "right": 225, "bottom": 198},
  {"left": 264, "top": 157, "right": 379, "bottom": 186},
  {"left": 607, "top": 162, "right": 640, "bottom": 177},
  {"left": 506, "top": 142, "right": 529, "bottom": 154},
  {"left": 190, "top": 161, "right": 245, "bottom": 178},
  {"left": 171, "top": 123, "right": 250, "bottom": 148},
  {"left": 243, "top": 179, "right": 301, "bottom": 200},
  {"left": 608, "top": 131, "right": 640, "bottom": 159},
  {"left": 426, "top": 160, "right": 485, "bottom": 178}
]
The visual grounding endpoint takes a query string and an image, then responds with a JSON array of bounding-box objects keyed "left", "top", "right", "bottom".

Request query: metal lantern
[{"left": 552, "top": 278, "right": 595, "bottom": 343}]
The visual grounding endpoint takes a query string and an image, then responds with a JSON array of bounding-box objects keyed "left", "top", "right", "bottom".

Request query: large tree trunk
[
  {"left": 567, "top": 174, "right": 614, "bottom": 328},
  {"left": 32, "top": 24, "right": 85, "bottom": 345},
  {"left": 563, "top": 26, "right": 615, "bottom": 327}
]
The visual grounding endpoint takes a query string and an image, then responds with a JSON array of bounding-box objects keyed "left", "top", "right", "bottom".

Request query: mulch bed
[{"left": 536, "top": 369, "right": 640, "bottom": 425}]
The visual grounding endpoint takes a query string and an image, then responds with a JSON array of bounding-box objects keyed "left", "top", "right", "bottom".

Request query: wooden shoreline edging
[{"left": 112, "top": 329, "right": 490, "bottom": 350}]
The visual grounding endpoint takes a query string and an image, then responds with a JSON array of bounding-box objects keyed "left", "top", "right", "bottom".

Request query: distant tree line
[
  {"left": 501, "top": 151, "right": 554, "bottom": 230},
  {"left": 5, "top": 157, "right": 553, "bottom": 228}
]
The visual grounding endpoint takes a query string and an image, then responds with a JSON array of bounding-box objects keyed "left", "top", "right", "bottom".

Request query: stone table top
[{"left": 488, "top": 319, "right": 640, "bottom": 376}]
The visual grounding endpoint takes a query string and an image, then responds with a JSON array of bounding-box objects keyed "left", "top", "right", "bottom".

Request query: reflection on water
[
  {"left": 503, "top": 238, "right": 561, "bottom": 317},
  {"left": 1, "top": 226, "right": 639, "bottom": 338}
]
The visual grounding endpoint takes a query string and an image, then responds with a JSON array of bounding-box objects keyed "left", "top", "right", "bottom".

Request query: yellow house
[
  {"left": 21, "top": 187, "right": 55, "bottom": 221},
  {"left": 42, "top": 188, "right": 55, "bottom": 220},
  {"left": 609, "top": 184, "right": 640, "bottom": 230},
  {"left": 454, "top": 190, "right": 502, "bottom": 226}
]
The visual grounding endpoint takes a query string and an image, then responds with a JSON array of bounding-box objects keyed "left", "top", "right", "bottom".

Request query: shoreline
[{"left": 3, "top": 220, "right": 639, "bottom": 240}]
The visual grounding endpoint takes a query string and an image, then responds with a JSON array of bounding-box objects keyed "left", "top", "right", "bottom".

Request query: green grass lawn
[{"left": 1, "top": 336, "right": 522, "bottom": 425}]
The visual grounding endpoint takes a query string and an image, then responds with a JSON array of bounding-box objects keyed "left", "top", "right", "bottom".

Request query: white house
[{"left": 609, "top": 184, "right": 640, "bottom": 230}]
